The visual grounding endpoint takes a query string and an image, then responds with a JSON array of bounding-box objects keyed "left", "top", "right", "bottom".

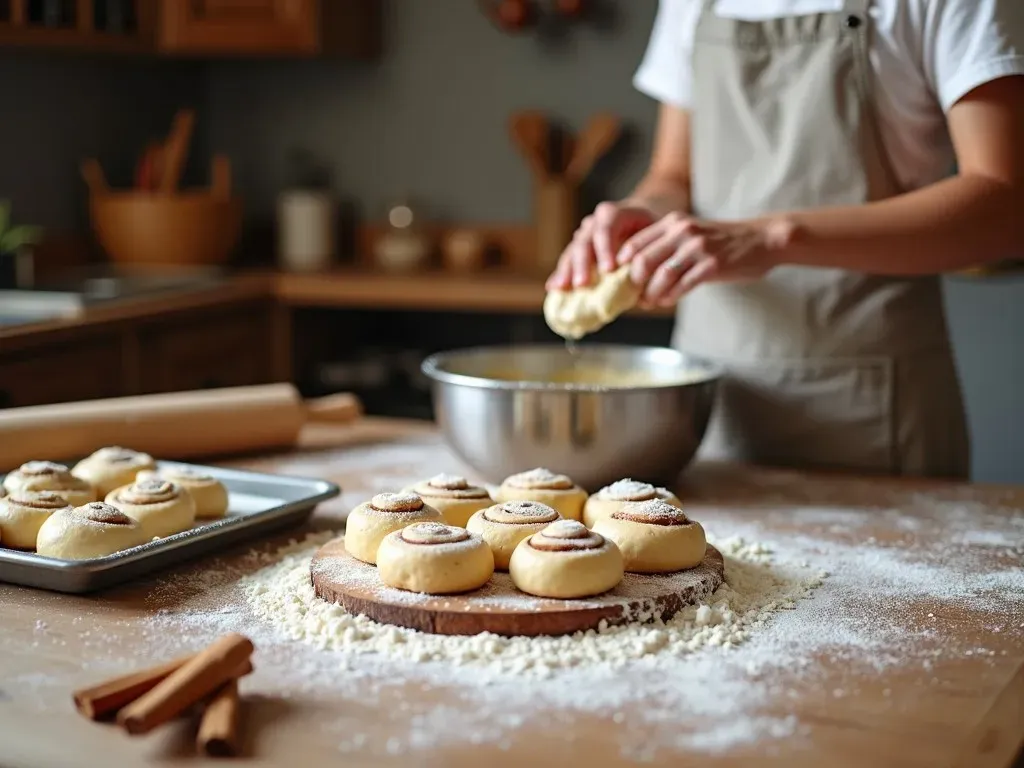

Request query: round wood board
[{"left": 310, "top": 538, "right": 725, "bottom": 637}]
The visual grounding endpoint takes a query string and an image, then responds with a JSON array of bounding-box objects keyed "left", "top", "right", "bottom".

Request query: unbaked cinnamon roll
[
  {"left": 0, "top": 490, "right": 73, "bottom": 550},
  {"left": 105, "top": 478, "right": 196, "bottom": 540},
  {"left": 403, "top": 474, "right": 492, "bottom": 527},
  {"left": 376, "top": 521, "right": 494, "bottom": 594},
  {"left": 344, "top": 492, "right": 443, "bottom": 565},
  {"left": 137, "top": 467, "right": 228, "bottom": 520},
  {"left": 494, "top": 468, "right": 588, "bottom": 521},
  {"left": 72, "top": 447, "right": 155, "bottom": 497},
  {"left": 465, "top": 500, "right": 560, "bottom": 570},
  {"left": 36, "top": 502, "right": 147, "bottom": 560},
  {"left": 582, "top": 479, "right": 682, "bottom": 528},
  {"left": 3, "top": 461, "right": 96, "bottom": 507},
  {"left": 508, "top": 519, "right": 623, "bottom": 599},
  {"left": 591, "top": 498, "right": 706, "bottom": 573}
]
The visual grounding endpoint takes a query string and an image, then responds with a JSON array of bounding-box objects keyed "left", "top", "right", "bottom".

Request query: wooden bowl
[{"left": 90, "top": 192, "right": 243, "bottom": 267}]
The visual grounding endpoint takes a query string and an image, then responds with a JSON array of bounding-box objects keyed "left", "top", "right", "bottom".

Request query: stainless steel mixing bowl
[{"left": 421, "top": 344, "right": 720, "bottom": 491}]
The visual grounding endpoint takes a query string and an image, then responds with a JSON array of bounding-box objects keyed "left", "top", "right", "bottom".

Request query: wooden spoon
[
  {"left": 159, "top": 109, "right": 196, "bottom": 194},
  {"left": 566, "top": 113, "right": 621, "bottom": 182},
  {"left": 509, "top": 111, "right": 551, "bottom": 180}
]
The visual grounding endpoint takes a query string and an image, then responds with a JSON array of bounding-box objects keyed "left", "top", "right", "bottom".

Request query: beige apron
[{"left": 677, "top": 0, "right": 970, "bottom": 478}]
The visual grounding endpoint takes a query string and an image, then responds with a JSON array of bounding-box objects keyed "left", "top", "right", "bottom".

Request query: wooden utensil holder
[{"left": 534, "top": 177, "right": 578, "bottom": 273}]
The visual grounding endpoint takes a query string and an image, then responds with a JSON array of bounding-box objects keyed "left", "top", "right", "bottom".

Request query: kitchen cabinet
[
  {"left": 0, "top": 335, "right": 125, "bottom": 408},
  {"left": 0, "top": 0, "right": 379, "bottom": 57}
]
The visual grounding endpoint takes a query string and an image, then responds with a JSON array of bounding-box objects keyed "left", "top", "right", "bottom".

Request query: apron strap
[{"left": 842, "top": 0, "right": 870, "bottom": 14}]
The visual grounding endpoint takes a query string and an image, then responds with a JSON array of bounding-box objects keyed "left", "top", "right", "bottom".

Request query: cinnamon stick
[
  {"left": 73, "top": 654, "right": 194, "bottom": 721},
  {"left": 116, "top": 633, "right": 254, "bottom": 735},
  {"left": 197, "top": 679, "right": 242, "bottom": 757}
]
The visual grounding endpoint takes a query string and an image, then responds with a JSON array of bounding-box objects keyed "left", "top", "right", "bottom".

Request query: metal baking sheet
[{"left": 0, "top": 461, "right": 339, "bottom": 594}]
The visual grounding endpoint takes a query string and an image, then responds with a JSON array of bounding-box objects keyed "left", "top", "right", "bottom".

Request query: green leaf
[
  {"left": 0, "top": 225, "right": 43, "bottom": 253},
  {"left": 0, "top": 200, "right": 11, "bottom": 239}
]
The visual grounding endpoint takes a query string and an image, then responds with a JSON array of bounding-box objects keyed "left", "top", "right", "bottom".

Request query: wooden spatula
[
  {"left": 566, "top": 113, "right": 621, "bottom": 182},
  {"left": 159, "top": 108, "right": 196, "bottom": 194},
  {"left": 509, "top": 111, "right": 551, "bottom": 180}
]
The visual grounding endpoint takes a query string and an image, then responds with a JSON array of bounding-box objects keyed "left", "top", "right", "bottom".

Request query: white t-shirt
[{"left": 634, "top": 0, "right": 1024, "bottom": 192}]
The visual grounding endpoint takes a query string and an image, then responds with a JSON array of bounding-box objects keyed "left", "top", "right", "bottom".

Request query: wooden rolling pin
[{"left": 0, "top": 384, "right": 362, "bottom": 471}]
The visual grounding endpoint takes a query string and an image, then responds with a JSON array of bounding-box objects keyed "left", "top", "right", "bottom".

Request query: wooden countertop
[
  {"left": 0, "top": 268, "right": 674, "bottom": 348},
  {"left": 0, "top": 418, "right": 1021, "bottom": 767}
]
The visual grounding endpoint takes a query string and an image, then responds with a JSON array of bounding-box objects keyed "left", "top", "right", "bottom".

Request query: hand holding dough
[{"left": 543, "top": 265, "right": 642, "bottom": 340}]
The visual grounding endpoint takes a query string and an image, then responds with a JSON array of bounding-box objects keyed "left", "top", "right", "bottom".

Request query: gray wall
[
  {"left": 204, "top": 0, "right": 660, "bottom": 223},
  {"left": 0, "top": 52, "right": 206, "bottom": 235}
]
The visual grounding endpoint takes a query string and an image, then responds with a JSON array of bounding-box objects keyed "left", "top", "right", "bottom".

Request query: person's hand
[
  {"left": 618, "top": 213, "right": 797, "bottom": 307},
  {"left": 546, "top": 202, "right": 657, "bottom": 291}
]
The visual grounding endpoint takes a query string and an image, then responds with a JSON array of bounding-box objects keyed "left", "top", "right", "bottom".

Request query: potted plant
[{"left": 0, "top": 200, "right": 43, "bottom": 288}]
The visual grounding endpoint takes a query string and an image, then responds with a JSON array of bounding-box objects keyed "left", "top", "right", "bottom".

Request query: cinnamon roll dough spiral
[
  {"left": 72, "top": 447, "right": 156, "bottom": 497},
  {"left": 36, "top": 502, "right": 148, "bottom": 560},
  {"left": 466, "top": 500, "right": 561, "bottom": 570},
  {"left": 376, "top": 522, "right": 494, "bottom": 595},
  {"left": 138, "top": 467, "right": 229, "bottom": 520},
  {"left": 105, "top": 478, "right": 196, "bottom": 540},
  {"left": 3, "top": 461, "right": 96, "bottom": 507},
  {"left": 591, "top": 499, "right": 706, "bottom": 573},
  {"left": 0, "top": 490, "right": 73, "bottom": 550},
  {"left": 495, "top": 468, "right": 588, "bottom": 522},
  {"left": 582, "top": 479, "right": 682, "bottom": 528},
  {"left": 509, "top": 519, "right": 624, "bottom": 599},
  {"left": 403, "top": 474, "right": 492, "bottom": 527},
  {"left": 344, "top": 492, "right": 443, "bottom": 565}
]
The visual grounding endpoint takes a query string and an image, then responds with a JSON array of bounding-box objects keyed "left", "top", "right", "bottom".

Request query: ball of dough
[
  {"left": 403, "top": 474, "right": 492, "bottom": 527},
  {"left": 509, "top": 519, "right": 623, "bottom": 599},
  {"left": 591, "top": 498, "right": 706, "bottom": 573},
  {"left": 71, "top": 447, "right": 156, "bottom": 497},
  {"left": 466, "top": 500, "right": 560, "bottom": 570},
  {"left": 137, "top": 467, "right": 228, "bottom": 520},
  {"left": 376, "top": 521, "right": 494, "bottom": 595},
  {"left": 105, "top": 478, "right": 196, "bottom": 540},
  {"left": 582, "top": 479, "right": 682, "bottom": 528},
  {"left": 495, "top": 468, "right": 588, "bottom": 521},
  {"left": 344, "top": 492, "right": 443, "bottom": 565},
  {"left": 36, "top": 502, "right": 148, "bottom": 560},
  {"left": 3, "top": 461, "right": 96, "bottom": 507},
  {"left": 543, "top": 264, "right": 642, "bottom": 340},
  {"left": 0, "top": 490, "right": 73, "bottom": 550}
]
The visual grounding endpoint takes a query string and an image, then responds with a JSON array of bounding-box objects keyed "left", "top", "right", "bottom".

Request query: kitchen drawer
[
  {"left": 139, "top": 306, "right": 274, "bottom": 394},
  {"left": 0, "top": 336, "right": 124, "bottom": 409}
]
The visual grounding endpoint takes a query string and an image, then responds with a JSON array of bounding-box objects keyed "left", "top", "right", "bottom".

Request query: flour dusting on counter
[{"left": 131, "top": 464, "right": 1024, "bottom": 764}]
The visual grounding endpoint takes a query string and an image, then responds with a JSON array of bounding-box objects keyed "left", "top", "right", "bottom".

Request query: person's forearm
[
  {"left": 764, "top": 174, "right": 1024, "bottom": 275},
  {"left": 623, "top": 173, "right": 692, "bottom": 219}
]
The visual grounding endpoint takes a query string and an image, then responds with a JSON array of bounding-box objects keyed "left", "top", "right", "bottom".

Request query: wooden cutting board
[{"left": 310, "top": 538, "right": 725, "bottom": 637}]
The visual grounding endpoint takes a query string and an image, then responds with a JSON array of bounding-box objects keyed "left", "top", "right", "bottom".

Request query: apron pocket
[{"left": 702, "top": 357, "right": 896, "bottom": 474}]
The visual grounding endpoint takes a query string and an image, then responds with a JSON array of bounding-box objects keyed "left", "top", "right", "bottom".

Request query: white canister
[{"left": 277, "top": 190, "right": 335, "bottom": 273}]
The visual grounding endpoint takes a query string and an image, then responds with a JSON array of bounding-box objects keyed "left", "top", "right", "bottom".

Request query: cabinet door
[
  {"left": 159, "top": 0, "right": 317, "bottom": 54},
  {"left": 138, "top": 305, "right": 275, "bottom": 394},
  {"left": 0, "top": 336, "right": 125, "bottom": 409}
]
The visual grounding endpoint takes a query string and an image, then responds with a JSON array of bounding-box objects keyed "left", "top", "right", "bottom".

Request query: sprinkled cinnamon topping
[
  {"left": 597, "top": 479, "right": 659, "bottom": 502},
  {"left": 18, "top": 461, "right": 66, "bottom": 477},
  {"left": 415, "top": 474, "right": 488, "bottom": 500},
  {"left": 8, "top": 490, "right": 71, "bottom": 510},
  {"left": 612, "top": 499, "right": 690, "bottom": 526},
  {"left": 504, "top": 468, "right": 574, "bottom": 491},
  {"left": 483, "top": 501, "right": 559, "bottom": 525},
  {"left": 81, "top": 502, "right": 134, "bottom": 525},
  {"left": 401, "top": 522, "right": 470, "bottom": 545},
  {"left": 529, "top": 519, "right": 604, "bottom": 551},
  {"left": 117, "top": 478, "right": 178, "bottom": 505},
  {"left": 370, "top": 492, "right": 424, "bottom": 513}
]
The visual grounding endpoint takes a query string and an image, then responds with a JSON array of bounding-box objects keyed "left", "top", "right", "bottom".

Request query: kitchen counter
[{"left": 0, "top": 418, "right": 1021, "bottom": 767}]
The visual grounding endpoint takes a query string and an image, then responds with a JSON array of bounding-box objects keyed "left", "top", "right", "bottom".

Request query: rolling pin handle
[{"left": 303, "top": 393, "right": 363, "bottom": 424}]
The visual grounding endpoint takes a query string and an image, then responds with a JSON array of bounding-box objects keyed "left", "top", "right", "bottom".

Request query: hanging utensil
[{"left": 565, "top": 113, "right": 621, "bottom": 182}]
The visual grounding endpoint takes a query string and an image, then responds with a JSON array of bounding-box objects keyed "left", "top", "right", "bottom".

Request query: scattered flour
[{"left": 120, "top": 461, "right": 1024, "bottom": 764}]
